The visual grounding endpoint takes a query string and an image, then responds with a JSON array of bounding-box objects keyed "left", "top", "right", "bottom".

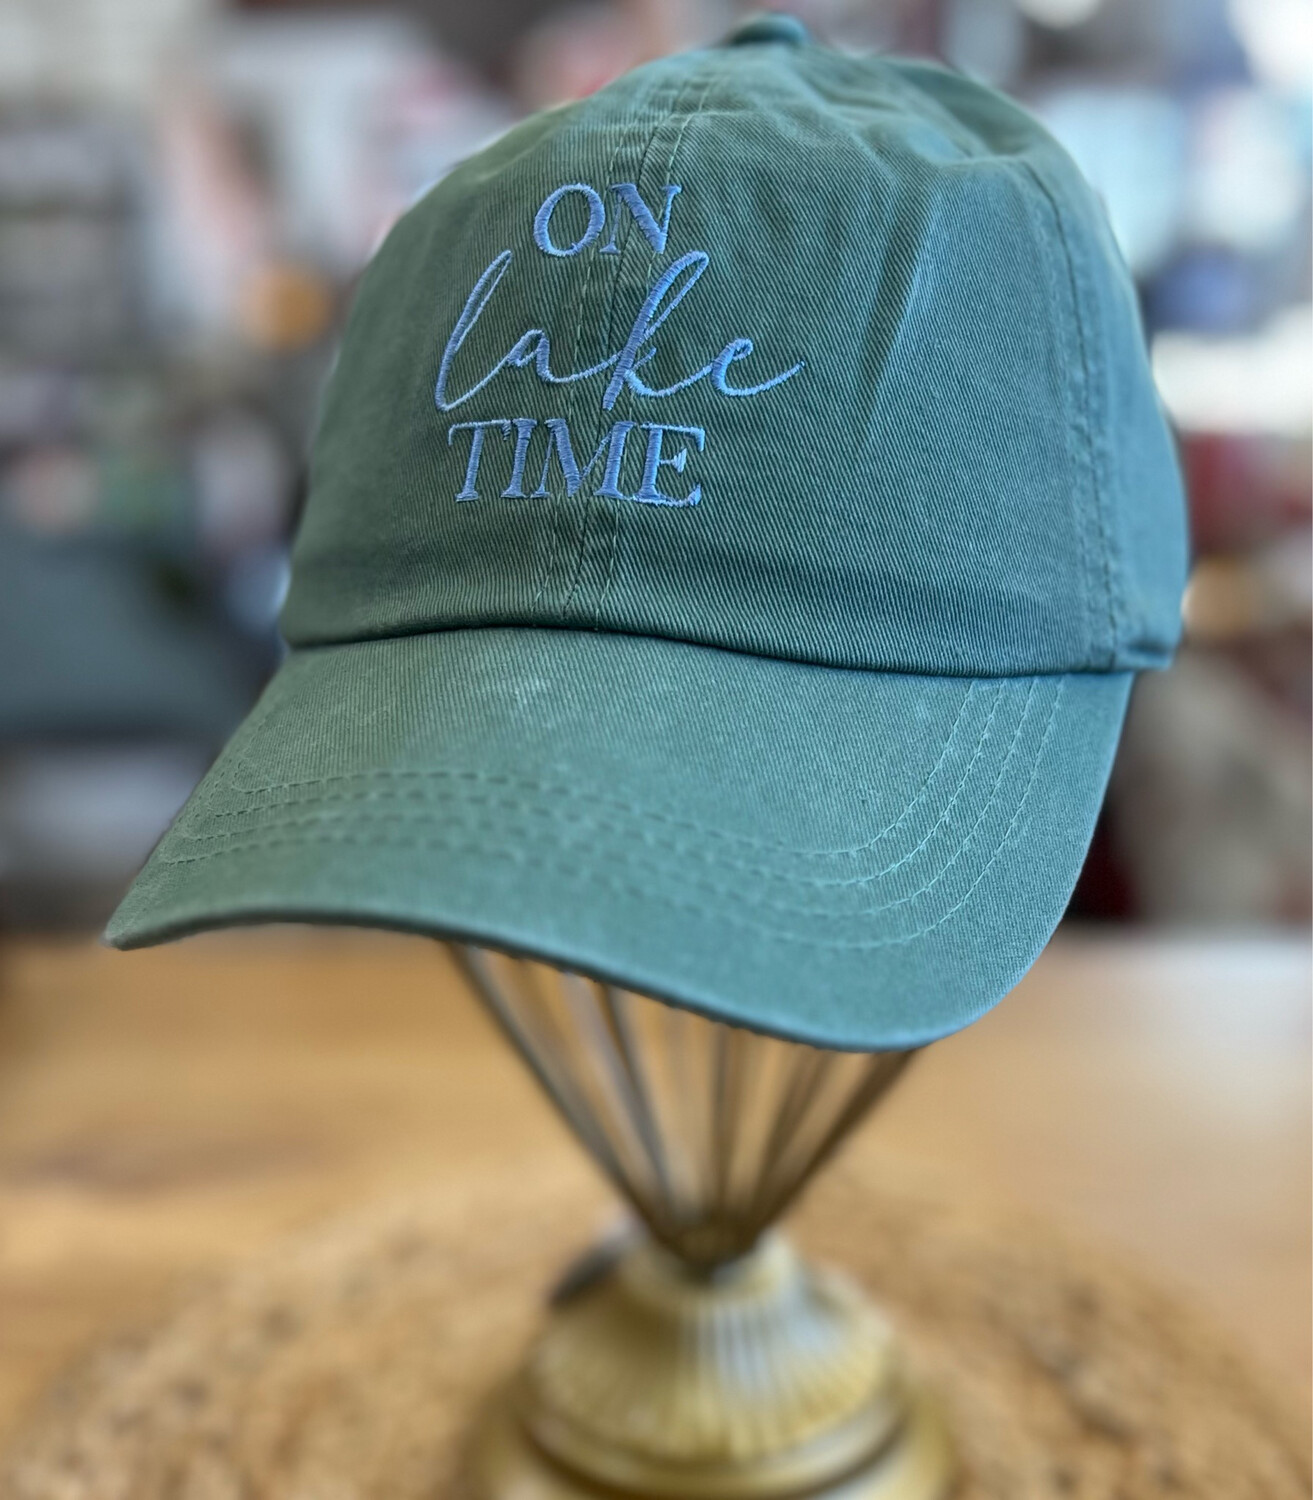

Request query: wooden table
[{"left": 0, "top": 930, "right": 1307, "bottom": 1455}]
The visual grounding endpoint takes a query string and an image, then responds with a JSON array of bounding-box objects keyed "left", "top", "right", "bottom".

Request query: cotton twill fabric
[
  {"left": 107, "top": 629, "right": 1131, "bottom": 1049},
  {"left": 285, "top": 48, "right": 1186, "bottom": 676},
  {"left": 104, "top": 32, "right": 1185, "bottom": 1047}
]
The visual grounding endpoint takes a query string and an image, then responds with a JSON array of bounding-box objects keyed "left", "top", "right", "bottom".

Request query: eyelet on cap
[{"left": 725, "top": 12, "right": 810, "bottom": 46}]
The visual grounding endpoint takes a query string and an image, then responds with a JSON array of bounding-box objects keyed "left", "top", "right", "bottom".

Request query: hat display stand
[{"left": 452, "top": 946, "right": 955, "bottom": 1500}]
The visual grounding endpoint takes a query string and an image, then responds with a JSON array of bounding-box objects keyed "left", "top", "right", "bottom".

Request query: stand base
[
  {"left": 460, "top": 1233, "right": 954, "bottom": 1500},
  {"left": 4, "top": 1164, "right": 1305, "bottom": 1499},
  {"left": 465, "top": 1382, "right": 955, "bottom": 1500}
]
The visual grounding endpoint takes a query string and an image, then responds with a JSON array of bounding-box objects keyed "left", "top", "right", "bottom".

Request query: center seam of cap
[
  {"left": 545, "top": 56, "right": 723, "bottom": 620},
  {"left": 537, "top": 70, "right": 668, "bottom": 611},
  {"left": 579, "top": 59, "right": 726, "bottom": 626}
]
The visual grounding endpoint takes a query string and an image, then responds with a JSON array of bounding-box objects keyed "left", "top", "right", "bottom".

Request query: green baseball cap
[{"left": 107, "top": 17, "right": 1187, "bottom": 1049}]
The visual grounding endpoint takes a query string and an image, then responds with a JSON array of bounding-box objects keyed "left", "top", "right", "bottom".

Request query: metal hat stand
[{"left": 452, "top": 945, "right": 955, "bottom": 1500}]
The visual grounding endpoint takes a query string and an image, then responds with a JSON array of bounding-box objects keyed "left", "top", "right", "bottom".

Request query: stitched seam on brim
[
  {"left": 146, "top": 682, "right": 1064, "bottom": 937},
  {"left": 130, "top": 680, "right": 1063, "bottom": 953},
  {"left": 157, "top": 682, "right": 1029, "bottom": 909},
  {"left": 173, "top": 680, "right": 1046, "bottom": 884},
  {"left": 207, "top": 674, "right": 1084, "bottom": 865},
  {"left": 191, "top": 680, "right": 1013, "bottom": 873}
]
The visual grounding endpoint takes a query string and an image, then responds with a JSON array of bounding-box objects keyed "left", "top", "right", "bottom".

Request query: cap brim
[{"left": 106, "top": 628, "right": 1130, "bottom": 1050}]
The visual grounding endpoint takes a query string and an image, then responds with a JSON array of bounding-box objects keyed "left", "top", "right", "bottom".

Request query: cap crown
[{"left": 284, "top": 35, "right": 1186, "bottom": 676}]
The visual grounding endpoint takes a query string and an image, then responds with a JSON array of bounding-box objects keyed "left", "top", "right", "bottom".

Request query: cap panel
[
  {"left": 281, "top": 44, "right": 1181, "bottom": 677},
  {"left": 573, "top": 57, "right": 1102, "bottom": 673},
  {"left": 289, "top": 54, "right": 700, "bottom": 641},
  {"left": 1054, "top": 173, "right": 1189, "bottom": 667},
  {"left": 901, "top": 57, "right": 1188, "bottom": 668}
]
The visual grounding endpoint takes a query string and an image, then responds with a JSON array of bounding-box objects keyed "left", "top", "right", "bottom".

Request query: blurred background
[
  {"left": 0, "top": 0, "right": 1308, "bottom": 932},
  {"left": 0, "top": 0, "right": 1308, "bottom": 1455}
]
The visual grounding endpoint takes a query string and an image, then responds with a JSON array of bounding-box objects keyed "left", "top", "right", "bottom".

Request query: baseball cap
[{"left": 106, "top": 17, "right": 1187, "bottom": 1049}]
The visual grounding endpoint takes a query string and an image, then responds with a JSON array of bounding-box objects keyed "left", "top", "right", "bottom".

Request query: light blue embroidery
[
  {"left": 438, "top": 181, "right": 806, "bottom": 507},
  {"left": 446, "top": 416, "right": 694, "bottom": 505},
  {"left": 500, "top": 417, "right": 538, "bottom": 498},
  {"left": 602, "top": 255, "right": 803, "bottom": 407},
  {"left": 602, "top": 251, "right": 705, "bottom": 410},
  {"left": 435, "top": 251, "right": 621, "bottom": 413},
  {"left": 532, "top": 417, "right": 634, "bottom": 499},
  {"left": 635, "top": 423, "right": 704, "bottom": 507},
  {"left": 435, "top": 246, "right": 803, "bottom": 415},
  {"left": 532, "top": 183, "right": 606, "bottom": 257},
  {"left": 711, "top": 338, "right": 805, "bottom": 397},
  {"left": 600, "top": 183, "right": 682, "bottom": 255},
  {"left": 447, "top": 419, "right": 511, "bottom": 501},
  {"left": 625, "top": 332, "right": 805, "bottom": 400}
]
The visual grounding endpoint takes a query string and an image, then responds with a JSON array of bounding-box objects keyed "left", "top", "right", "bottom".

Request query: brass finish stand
[
  {"left": 3, "top": 1158, "right": 1306, "bottom": 1500},
  {"left": 464, "top": 1233, "right": 954, "bottom": 1500},
  {"left": 453, "top": 949, "right": 955, "bottom": 1500}
]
